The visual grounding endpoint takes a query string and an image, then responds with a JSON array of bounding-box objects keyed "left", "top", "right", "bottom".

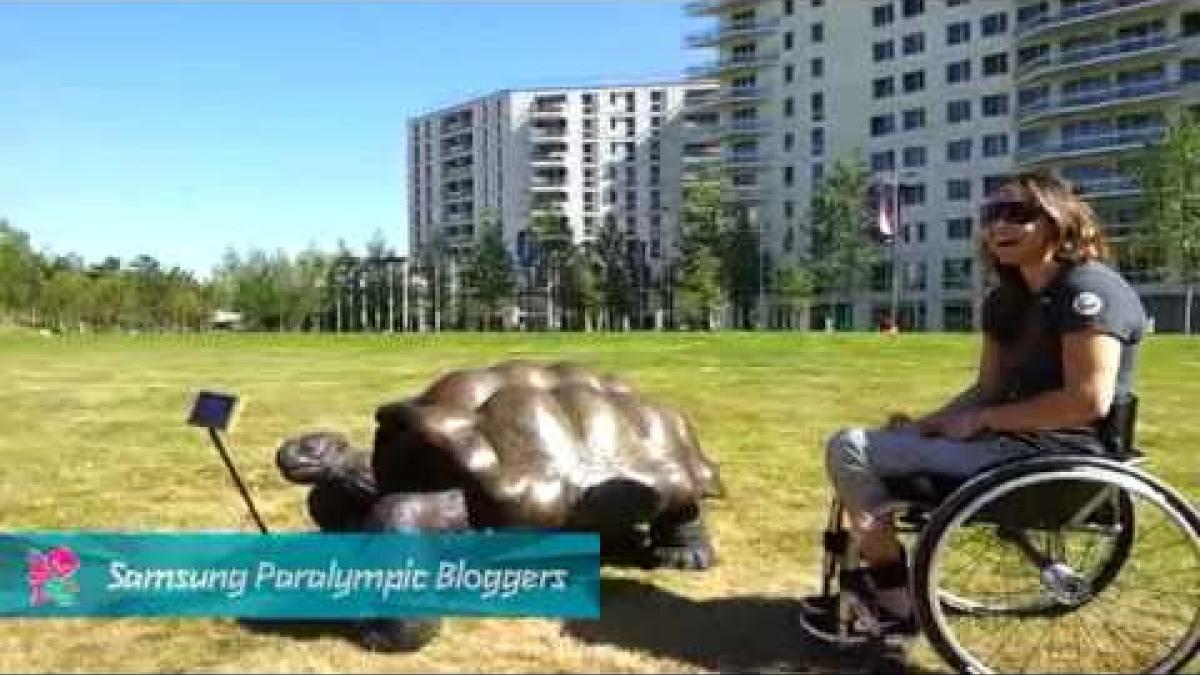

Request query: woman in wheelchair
[{"left": 800, "top": 172, "right": 1150, "bottom": 646}]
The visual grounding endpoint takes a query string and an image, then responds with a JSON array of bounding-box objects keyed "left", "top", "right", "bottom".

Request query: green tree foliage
[
  {"left": 807, "top": 158, "right": 880, "bottom": 297},
  {"left": 678, "top": 169, "right": 727, "bottom": 329},
  {"left": 775, "top": 263, "right": 815, "bottom": 330},
  {"left": 1124, "top": 111, "right": 1200, "bottom": 333},
  {"left": 465, "top": 212, "right": 516, "bottom": 329}
]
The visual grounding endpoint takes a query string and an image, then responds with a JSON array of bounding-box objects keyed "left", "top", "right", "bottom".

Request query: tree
[
  {"left": 592, "top": 219, "right": 635, "bottom": 330},
  {"left": 1124, "top": 111, "right": 1200, "bottom": 333},
  {"left": 530, "top": 206, "right": 572, "bottom": 330},
  {"left": 807, "top": 158, "right": 881, "bottom": 309},
  {"left": 677, "top": 168, "right": 728, "bottom": 329},
  {"left": 0, "top": 220, "right": 41, "bottom": 324},
  {"left": 561, "top": 243, "right": 603, "bottom": 331},
  {"left": 464, "top": 212, "right": 516, "bottom": 329},
  {"left": 775, "top": 263, "right": 815, "bottom": 330},
  {"left": 722, "top": 209, "right": 762, "bottom": 329}
]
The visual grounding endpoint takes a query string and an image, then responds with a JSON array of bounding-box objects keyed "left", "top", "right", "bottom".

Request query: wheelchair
[{"left": 799, "top": 398, "right": 1200, "bottom": 674}]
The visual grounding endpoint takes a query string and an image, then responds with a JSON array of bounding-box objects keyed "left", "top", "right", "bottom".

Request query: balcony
[
  {"left": 529, "top": 127, "right": 568, "bottom": 141},
  {"left": 1018, "top": 79, "right": 1181, "bottom": 121},
  {"left": 1071, "top": 176, "right": 1142, "bottom": 198},
  {"left": 684, "top": 0, "right": 761, "bottom": 16},
  {"left": 723, "top": 150, "right": 772, "bottom": 167},
  {"left": 718, "top": 119, "right": 770, "bottom": 137},
  {"left": 1016, "top": 0, "right": 1169, "bottom": 39},
  {"left": 530, "top": 103, "right": 568, "bottom": 117},
  {"left": 686, "top": 53, "right": 779, "bottom": 78},
  {"left": 1016, "top": 126, "right": 1165, "bottom": 164},
  {"left": 686, "top": 17, "right": 781, "bottom": 48},
  {"left": 530, "top": 152, "right": 567, "bottom": 165},
  {"left": 1016, "top": 33, "right": 1178, "bottom": 80},
  {"left": 440, "top": 120, "right": 472, "bottom": 136},
  {"left": 441, "top": 142, "right": 473, "bottom": 158},
  {"left": 442, "top": 189, "right": 474, "bottom": 202},
  {"left": 442, "top": 165, "right": 474, "bottom": 180},
  {"left": 529, "top": 177, "right": 568, "bottom": 190}
]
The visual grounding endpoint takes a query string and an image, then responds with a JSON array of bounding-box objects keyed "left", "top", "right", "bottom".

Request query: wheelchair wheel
[
  {"left": 935, "top": 488, "right": 1135, "bottom": 618},
  {"left": 912, "top": 456, "right": 1200, "bottom": 674}
]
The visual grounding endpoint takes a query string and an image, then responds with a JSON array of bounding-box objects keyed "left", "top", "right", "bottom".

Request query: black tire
[
  {"left": 936, "top": 488, "right": 1135, "bottom": 619},
  {"left": 912, "top": 455, "right": 1200, "bottom": 674}
]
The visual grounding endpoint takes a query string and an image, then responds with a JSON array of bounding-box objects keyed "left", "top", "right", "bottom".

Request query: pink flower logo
[{"left": 28, "top": 547, "right": 81, "bottom": 607}]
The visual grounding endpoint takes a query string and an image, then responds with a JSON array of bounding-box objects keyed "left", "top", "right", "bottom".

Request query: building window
[
  {"left": 981, "top": 12, "right": 1008, "bottom": 36},
  {"left": 943, "top": 258, "right": 974, "bottom": 290},
  {"left": 811, "top": 22, "right": 824, "bottom": 43},
  {"left": 947, "top": 178, "right": 972, "bottom": 201},
  {"left": 903, "top": 145, "right": 927, "bottom": 168},
  {"left": 874, "top": 40, "right": 895, "bottom": 62},
  {"left": 1183, "top": 59, "right": 1200, "bottom": 83},
  {"left": 811, "top": 57, "right": 824, "bottom": 78},
  {"left": 903, "top": 107, "right": 926, "bottom": 130},
  {"left": 902, "top": 0, "right": 924, "bottom": 18},
  {"left": 811, "top": 0, "right": 823, "bottom": 6},
  {"left": 944, "top": 301, "right": 974, "bottom": 331},
  {"left": 946, "top": 99, "right": 971, "bottom": 123},
  {"left": 983, "top": 174, "right": 1008, "bottom": 196},
  {"left": 902, "top": 32, "right": 925, "bottom": 55},
  {"left": 982, "top": 133, "right": 1010, "bottom": 157},
  {"left": 784, "top": 132, "right": 796, "bottom": 152},
  {"left": 871, "top": 150, "right": 896, "bottom": 172},
  {"left": 982, "top": 52, "right": 1009, "bottom": 76},
  {"left": 900, "top": 183, "right": 926, "bottom": 206},
  {"left": 811, "top": 91, "right": 825, "bottom": 121},
  {"left": 946, "top": 217, "right": 973, "bottom": 240},
  {"left": 784, "top": 0, "right": 794, "bottom": 15},
  {"left": 982, "top": 93, "right": 1009, "bottom": 116},
  {"left": 812, "top": 163, "right": 825, "bottom": 185},
  {"left": 946, "top": 138, "right": 972, "bottom": 162},
  {"left": 783, "top": 31, "right": 794, "bottom": 50},
  {"left": 785, "top": 200, "right": 795, "bottom": 218},
  {"left": 874, "top": 76, "right": 896, "bottom": 99},
  {"left": 1184, "top": 11, "right": 1200, "bottom": 36},
  {"left": 784, "top": 165, "right": 795, "bottom": 187},
  {"left": 946, "top": 60, "right": 971, "bottom": 84},
  {"left": 903, "top": 70, "right": 925, "bottom": 93},
  {"left": 784, "top": 64, "right": 795, "bottom": 83},
  {"left": 811, "top": 128, "right": 825, "bottom": 156},
  {"left": 947, "top": 21, "right": 970, "bottom": 45},
  {"left": 871, "top": 114, "right": 896, "bottom": 136},
  {"left": 873, "top": 3, "right": 895, "bottom": 27},
  {"left": 784, "top": 97, "right": 795, "bottom": 117}
]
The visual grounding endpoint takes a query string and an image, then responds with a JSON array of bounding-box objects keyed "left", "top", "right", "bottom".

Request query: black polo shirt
[{"left": 981, "top": 260, "right": 1147, "bottom": 417}]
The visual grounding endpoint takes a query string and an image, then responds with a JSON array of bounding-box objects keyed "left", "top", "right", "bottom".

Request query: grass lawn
[{"left": 0, "top": 331, "right": 1197, "bottom": 673}]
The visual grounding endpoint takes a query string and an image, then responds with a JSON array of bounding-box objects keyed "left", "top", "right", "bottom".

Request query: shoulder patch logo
[{"left": 1072, "top": 291, "right": 1104, "bottom": 317}]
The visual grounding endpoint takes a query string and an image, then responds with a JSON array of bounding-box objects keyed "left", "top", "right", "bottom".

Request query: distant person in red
[{"left": 879, "top": 314, "right": 898, "bottom": 336}]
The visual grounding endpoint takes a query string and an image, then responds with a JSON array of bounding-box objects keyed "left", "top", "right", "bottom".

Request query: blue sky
[{"left": 0, "top": 1, "right": 700, "bottom": 276}]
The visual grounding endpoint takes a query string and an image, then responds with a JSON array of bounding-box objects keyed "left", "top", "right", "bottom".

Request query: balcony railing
[
  {"left": 685, "top": 17, "right": 781, "bottom": 47},
  {"left": 530, "top": 153, "right": 567, "bottom": 164},
  {"left": 1018, "top": 79, "right": 1181, "bottom": 119},
  {"left": 530, "top": 104, "right": 568, "bottom": 116},
  {"left": 1070, "top": 176, "right": 1142, "bottom": 197},
  {"left": 1016, "top": 0, "right": 1166, "bottom": 37},
  {"left": 719, "top": 119, "right": 770, "bottom": 136},
  {"left": 1016, "top": 127, "right": 1165, "bottom": 163},
  {"left": 440, "top": 121, "right": 472, "bottom": 136},
  {"left": 442, "top": 189, "right": 473, "bottom": 202},
  {"left": 1017, "top": 33, "right": 1176, "bottom": 78},
  {"left": 723, "top": 151, "right": 772, "bottom": 166},
  {"left": 441, "top": 143, "right": 473, "bottom": 157},
  {"left": 686, "top": 53, "right": 779, "bottom": 78},
  {"left": 684, "top": 0, "right": 760, "bottom": 16},
  {"left": 530, "top": 128, "right": 568, "bottom": 140},
  {"left": 442, "top": 166, "right": 474, "bottom": 179},
  {"left": 530, "top": 178, "right": 568, "bottom": 189}
]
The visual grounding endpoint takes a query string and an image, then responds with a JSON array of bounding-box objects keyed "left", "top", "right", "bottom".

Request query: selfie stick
[{"left": 187, "top": 391, "right": 271, "bottom": 534}]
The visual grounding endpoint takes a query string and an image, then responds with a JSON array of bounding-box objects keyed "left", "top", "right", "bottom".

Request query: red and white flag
[{"left": 876, "top": 180, "right": 898, "bottom": 239}]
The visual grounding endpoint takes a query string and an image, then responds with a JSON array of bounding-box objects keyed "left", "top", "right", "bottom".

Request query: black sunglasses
[{"left": 979, "top": 200, "right": 1044, "bottom": 226}]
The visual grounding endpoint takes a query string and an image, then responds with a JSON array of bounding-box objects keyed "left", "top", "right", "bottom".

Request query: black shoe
[
  {"left": 796, "top": 594, "right": 867, "bottom": 645},
  {"left": 841, "top": 581, "right": 919, "bottom": 645}
]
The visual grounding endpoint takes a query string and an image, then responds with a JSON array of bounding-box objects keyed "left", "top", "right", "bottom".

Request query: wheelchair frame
[{"left": 804, "top": 452, "right": 1200, "bottom": 674}]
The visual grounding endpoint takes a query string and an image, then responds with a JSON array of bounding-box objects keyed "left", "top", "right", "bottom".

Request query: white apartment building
[
  {"left": 407, "top": 82, "right": 719, "bottom": 328},
  {"left": 686, "top": 0, "right": 1200, "bottom": 331}
]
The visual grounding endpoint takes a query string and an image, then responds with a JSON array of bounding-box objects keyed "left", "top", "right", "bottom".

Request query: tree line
[{"left": 2, "top": 112, "right": 1196, "bottom": 333}]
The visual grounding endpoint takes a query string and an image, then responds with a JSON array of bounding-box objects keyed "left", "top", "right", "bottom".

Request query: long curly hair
[{"left": 980, "top": 171, "right": 1113, "bottom": 288}]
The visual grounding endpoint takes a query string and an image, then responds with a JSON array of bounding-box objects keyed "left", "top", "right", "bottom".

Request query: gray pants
[{"left": 825, "top": 426, "right": 1043, "bottom": 516}]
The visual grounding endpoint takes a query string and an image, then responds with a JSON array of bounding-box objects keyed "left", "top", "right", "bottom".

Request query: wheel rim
[{"left": 920, "top": 468, "right": 1200, "bottom": 674}]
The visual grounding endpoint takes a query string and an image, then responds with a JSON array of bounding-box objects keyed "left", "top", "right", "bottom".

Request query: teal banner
[{"left": 0, "top": 532, "right": 600, "bottom": 619}]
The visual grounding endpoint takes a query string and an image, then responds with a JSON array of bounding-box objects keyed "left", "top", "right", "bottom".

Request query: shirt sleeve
[{"left": 1055, "top": 274, "right": 1142, "bottom": 342}]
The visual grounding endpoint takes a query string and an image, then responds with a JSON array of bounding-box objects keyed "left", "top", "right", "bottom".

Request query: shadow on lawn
[
  {"left": 562, "top": 578, "right": 938, "bottom": 674},
  {"left": 235, "top": 578, "right": 938, "bottom": 674}
]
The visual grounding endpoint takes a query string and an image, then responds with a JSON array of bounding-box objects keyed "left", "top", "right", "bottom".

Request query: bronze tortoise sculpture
[{"left": 275, "top": 359, "right": 724, "bottom": 650}]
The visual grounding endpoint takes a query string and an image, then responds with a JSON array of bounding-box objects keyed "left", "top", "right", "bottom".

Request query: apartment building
[
  {"left": 407, "top": 82, "right": 719, "bottom": 327},
  {"left": 686, "top": 0, "right": 1200, "bottom": 331}
]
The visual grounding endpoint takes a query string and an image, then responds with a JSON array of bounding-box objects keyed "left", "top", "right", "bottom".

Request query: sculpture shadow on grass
[{"left": 562, "top": 578, "right": 940, "bottom": 674}]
